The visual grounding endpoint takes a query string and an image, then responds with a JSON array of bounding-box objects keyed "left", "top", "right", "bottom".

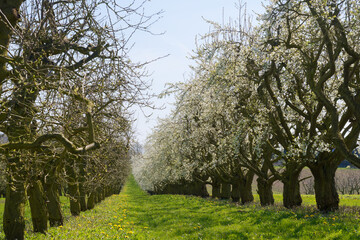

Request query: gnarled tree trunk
[
  {"left": 257, "top": 177, "right": 274, "bottom": 206},
  {"left": 211, "top": 177, "right": 221, "bottom": 198},
  {"left": 238, "top": 171, "right": 254, "bottom": 204},
  {"left": 43, "top": 163, "right": 63, "bottom": 227},
  {"left": 282, "top": 168, "right": 302, "bottom": 209},
  {"left": 310, "top": 164, "right": 339, "bottom": 212},
  {"left": 3, "top": 169, "right": 26, "bottom": 240},
  {"left": 27, "top": 180, "right": 48, "bottom": 233},
  {"left": 66, "top": 156, "right": 81, "bottom": 216},
  {"left": 78, "top": 158, "right": 87, "bottom": 211},
  {"left": 220, "top": 183, "right": 231, "bottom": 200},
  {"left": 87, "top": 191, "right": 96, "bottom": 210}
]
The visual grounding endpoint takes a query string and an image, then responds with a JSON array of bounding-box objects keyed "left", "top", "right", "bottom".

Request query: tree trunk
[
  {"left": 68, "top": 183, "right": 81, "bottom": 216},
  {"left": 283, "top": 169, "right": 302, "bottom": 208},
  {"left": 3, "top": 179, "right": 26, "bottom": 240},
  {"left": 220, "top": 183, "right": 231, "bottom": 200},
  {"left": 78, "top": 181, "right": 87, "bottom": 211},
  {"left": 27, "top": 180, "right": 48, "bottom": 233},
  {"left": 87, "top": 192, "right": 96, "bottom": 210},
  {"left": 78, "top": 158, "right": 87, "bottom": 211},
  {"left": 44, "top": 180, "right": 63, "bottom": 227},
  {"left": 310, "top": 165, "right": 339, "bottom": 212},
  {"left": 1, "top": 3, "right": 27, "bottom": 238},
  {"left": 195, "top": 181, "right": 209, "bottom": 197},
  {"left": 100, "top": 187, "right": 105, "bottom": 201},
  {"left": 66, "top": 157, "right": 81, "bottom": 216},
  {"left": 238, "top": 172, "right": 254, "bottom": 204},
  {"left": 211, "top": 177, "right": 221, "bottom": 198},
  {"left": 257, "top": 178, "right": 274, "bottom": 206},
  {"left": 231, "top": 182, "right": 241, "bottom": 202}
]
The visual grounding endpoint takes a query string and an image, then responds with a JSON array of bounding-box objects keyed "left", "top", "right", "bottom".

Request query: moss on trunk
[
  {"left": 3, "top": 180, "right": 26, "bottom": 240},
  {"left": 27, "top": 180, "right": 48, "bottom": 233}
]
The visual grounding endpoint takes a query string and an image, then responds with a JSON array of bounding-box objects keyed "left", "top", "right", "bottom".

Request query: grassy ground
[{"left": 1, "top": 178, "right": 360, "bottom": 239}]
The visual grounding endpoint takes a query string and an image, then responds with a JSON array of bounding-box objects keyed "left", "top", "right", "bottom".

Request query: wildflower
[
  {"left": 127, "top": 231, "right": 134, "bottom": 234},
  {"left": 78, "top": 224, "right": 81, "bottom": 227},
  {"left": 125, "top": 236, "right": 129, "bottom": 238},
  {"left": 59, "top": 226, "right": 63, "bottom": 228}
]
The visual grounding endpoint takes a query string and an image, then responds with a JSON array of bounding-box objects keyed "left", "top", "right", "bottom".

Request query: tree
[
  {"left": 0, "top": 0, "right": 159, "bottom": 238},
  {"left": 256, "top": 0, "right": 360, "bottom": 211}
]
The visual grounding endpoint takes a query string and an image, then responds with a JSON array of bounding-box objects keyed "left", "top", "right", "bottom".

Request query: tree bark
[
  {"left": 282, "top": 169, "right": 302, "bottom": 208},
  {"left": 310, "top": 164, "right": 339, "bottom": 212},
  {"left": 27, "top": 180, "right": 48, "bottom": 233},
  {"left": 44, "top": 181, "right": 63, "bottom": 226},
  {"left": 3, "top": 177, "right": 26, "bottom": 240},
  {"left": 238, "top": 172, "right": 254, "bottom": 205},
  {"left": 0, "top": 1, "right": 24, "bottom": 81},
  {"left": 220, "top": 183, "right": 231, "bottom": 200},
  {"left": 211, "top": 177, "right": 221, "bottom": 198},
  {"left": 87, "top": 191, "right": 96, "bottom": 210},
  {"left": 194, "top": 181, "right": 209, "bottom": 197},
  {"left": 43, "top": 172, "right": 63, "bottom": 227},
  {"left": 231, "top": 182, "right": 241, "bottom": 202},
  {"left": 257, "top": 177, "right": 274, "bottom": 206},
  {"left": 78, "top": 158, "right": 87, "bottom": 211},
  {"left": 65, "top": 157, "right": 81, "bottom": 216}
]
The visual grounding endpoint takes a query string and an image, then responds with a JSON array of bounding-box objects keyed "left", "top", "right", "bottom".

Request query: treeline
[
  {"left": 0, "top": 1, "right": 156, "bottom": 240},
  {"left": 134, "top": 0, "right": 360, "bottom": 213}
]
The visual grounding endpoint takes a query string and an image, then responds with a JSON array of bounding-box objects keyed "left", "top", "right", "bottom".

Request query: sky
[{"left": 129, "top": 0, "right": 266, "bottom": 144}]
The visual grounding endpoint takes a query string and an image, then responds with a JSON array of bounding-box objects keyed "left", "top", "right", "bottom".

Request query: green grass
[{"left": 1, "top": 178, "right": 360, "bottom": 239}]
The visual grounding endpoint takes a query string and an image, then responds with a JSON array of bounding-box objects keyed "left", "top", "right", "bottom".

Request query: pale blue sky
[{"left": 129, "top": 0, "right": 266, "bottom": 144}]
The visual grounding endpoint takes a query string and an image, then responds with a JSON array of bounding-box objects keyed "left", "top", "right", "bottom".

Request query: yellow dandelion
[
  {"left": 125, "top": 236, "right": 129, "bottom": 238},
  {"left": 127, "top": 231, "right": 134, "bottom": 234},
  {"left": 59, "top": 226, "right": 63, "bottom": 228},
  {"left": 78, "top": 224, "right": 81, "bottom": 227}
]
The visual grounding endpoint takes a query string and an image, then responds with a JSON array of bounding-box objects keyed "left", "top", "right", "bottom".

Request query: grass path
[{"left": 7, "top": 176, "right": 360, "bottom": 239}]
